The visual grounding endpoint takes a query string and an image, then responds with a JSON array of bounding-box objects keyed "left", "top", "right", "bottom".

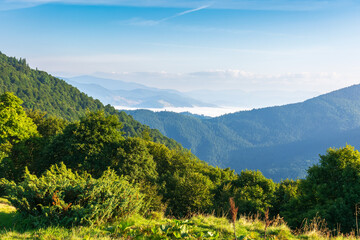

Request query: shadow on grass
[
  {"left": 0, "top": 204, "right": 42, "bottom": 233},
  {"left": 0, "top": 211, "right": 17, "bottom": 229}
]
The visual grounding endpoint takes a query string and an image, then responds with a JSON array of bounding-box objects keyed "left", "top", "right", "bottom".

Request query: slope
[
  {"left": 126, "top": 84, "right": 360, "bottom": 181},
  {"left": 0, "top": 52, "right": 180, "bottom": 149}
]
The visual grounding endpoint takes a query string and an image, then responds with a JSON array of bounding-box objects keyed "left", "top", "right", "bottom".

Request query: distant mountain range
[
  {"left": 125, "top": 84, "right": 360, "bottom": 181},
  {"left": 65, "top": 75, "right": 319, "bottom": 110},
  {"left": 63, "top": 76, "right": 215, "bottom": 108}
]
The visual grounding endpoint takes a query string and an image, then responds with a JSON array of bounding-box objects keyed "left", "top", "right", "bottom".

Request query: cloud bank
[{"left": 92, "top": 69, "right": 352, "bottom": 94}]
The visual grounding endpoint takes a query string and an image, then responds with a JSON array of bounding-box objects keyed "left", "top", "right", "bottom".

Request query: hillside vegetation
[
  {"left": 2, "top": 53, "right": 360, "bottom": 238},
  {"left": 1, "top": 91, "right": 360, "bottom": 236},
  {"left": 0, "top": 52, "right": 180, "bottom": 149},
  {"left": 2, "top": 201, "right": 356, "bottom": 240},
  {"left": 126, "top": 85, "right": 360, "bottom": 180}
]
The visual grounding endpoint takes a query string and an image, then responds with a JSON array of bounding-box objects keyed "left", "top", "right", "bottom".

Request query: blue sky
[{"left": 1, "top": 0, "right": 360, "bottom": 94}]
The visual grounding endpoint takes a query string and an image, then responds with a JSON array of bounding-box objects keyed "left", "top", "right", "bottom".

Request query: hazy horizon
[
  {"left": 1, "top": 0, "right": 359, "bottom": 107},
  {"left": 65, "top": 74, "right": 324, "bottom": 116}
]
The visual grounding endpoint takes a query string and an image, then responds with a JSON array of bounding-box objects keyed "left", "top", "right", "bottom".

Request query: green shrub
[
  {"left": 165, "top": 170, "right": 214, "bottom": 217},
  {"left": 214, "top": 170, "right": 276, "bottom": 217},
  {"left": 283, "top": 145, "right": 360, "bottom": 232},
  {"left": 1, "top": 163, "right": 144, "bottom": 227}
]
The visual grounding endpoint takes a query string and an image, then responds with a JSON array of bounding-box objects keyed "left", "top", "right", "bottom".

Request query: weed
[{"left": 230, "top": 197, "right": 239, "bottom": 240}]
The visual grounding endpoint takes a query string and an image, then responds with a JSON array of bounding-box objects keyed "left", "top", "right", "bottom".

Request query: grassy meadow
[{"left": 0, "top": 197, "right": 357, "bottom": 240}]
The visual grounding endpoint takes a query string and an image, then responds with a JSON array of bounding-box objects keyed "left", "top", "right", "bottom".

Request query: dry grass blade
[
  {"left": 264, "top": 208, "right": 274, "bottom": 239},
  {"left": 229, "top": 197, "right": 238, "bottom": 240}
]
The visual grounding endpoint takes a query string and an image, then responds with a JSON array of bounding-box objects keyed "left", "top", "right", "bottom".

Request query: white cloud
[
  {"left": 189, "top": 69, "right": 254, "bottom": 78},
  {"left": 25, "top": 52, "right": 358, "bottom": 93},
  {"left": 92, "top": 69, "right": 355, "bottom": 94},
  {"left": 187, "top": 70, "right": 341, "bottom": 82},
  {"left": 119, "top": 4, "right": 210, "bottom": 26}
]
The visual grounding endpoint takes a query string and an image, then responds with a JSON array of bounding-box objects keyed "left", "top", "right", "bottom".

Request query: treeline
[{"left": 1, "top": 92, "right": 360, "bottom": 233}]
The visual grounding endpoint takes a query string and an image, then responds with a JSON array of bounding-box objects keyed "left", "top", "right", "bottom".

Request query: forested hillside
[
  {"left": 2, "top": 53, "right": 360, "bottom": 236},
  {"left": 0, "top": 52, "right": 180, "bottom": 149},
  {"left": 2, "top": 92, "right": 360, "bottom": 235},
  {"left": 126, "top": 85, "right": 360, "bottom": 181}
]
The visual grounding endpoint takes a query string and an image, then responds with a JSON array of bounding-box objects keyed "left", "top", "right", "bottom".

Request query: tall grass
[{"left": 2, "top": 199, "right": 360, "bottom": 239}]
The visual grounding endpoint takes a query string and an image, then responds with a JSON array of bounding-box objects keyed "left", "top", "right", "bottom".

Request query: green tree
[
  {"left": 26, "top": 109, "right": 68, "bottom": 137},
  {"left": 214, "top": 170, "right": 276, "bottom": 216},
  {"left": 0, "top": 92, "right": 38, "bottom": 182},
  {"left": 7, "top": 137, "right": 44, "bottom": 181},
  {"left": 165, "top": 170, "right": 214, "bottom": 217},
  {"left": 284, "top": 145, "right": 360, "bottom": 232},
  {"left": 40, "top": 111, "right": 124, "bottom": 176},
  {"left": 0, "top": 92, "right": 38, "bottom": 154},
  {"left": 114, "top": 137, "right": 157, "bottom": 183},
  {"left": 7, "top": 110, "right": 69, "bottom": 181},
  {"left": 272, "top": 179, "right": 300, "bottom": 217},
  {"left": 146, "top": 142, "right": 218, "bottom": 217}
]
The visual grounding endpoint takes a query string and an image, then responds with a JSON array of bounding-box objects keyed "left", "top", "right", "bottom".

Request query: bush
[
  {"left": 165, "top": 170, "right": 214, "bottom": 217},
  {"left": 283, "top": 145, "right": 360, "bottom": 232},
  {"left": 1, "top": 163, "right": 144, "bottom": 227},
  {"left": 214, "top": 170, "right": 276, "bottom": 217}
]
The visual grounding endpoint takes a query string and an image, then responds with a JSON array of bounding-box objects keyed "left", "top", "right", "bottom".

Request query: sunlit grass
[{"left": 1, "top": 199, "right": 360, "bottom": 239}]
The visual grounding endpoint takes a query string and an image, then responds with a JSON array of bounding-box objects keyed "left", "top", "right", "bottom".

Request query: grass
[
  {"left": 0, "top": 197, "right": 17, "bottom": 229},
  {"left": 0, "top": 198, "right": 359, "bottom": 239}
]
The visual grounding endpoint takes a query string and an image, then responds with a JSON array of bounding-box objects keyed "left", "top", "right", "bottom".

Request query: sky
[{"left": 1, "top": 0, "right": 360, "bottom": 96}]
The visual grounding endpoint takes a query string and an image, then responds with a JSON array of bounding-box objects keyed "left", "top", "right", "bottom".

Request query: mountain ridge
[
  {"left": 0, "top": 51, "right": 181, "bottom": 149},
  {"left": 125, "top": 83, "right": 360, "bottom": 181}
]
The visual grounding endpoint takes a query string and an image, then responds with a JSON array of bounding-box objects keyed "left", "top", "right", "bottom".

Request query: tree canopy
[
  {"left": 283, "top": 145, "right": 360, "bottom": 232},
  {"left": 0, "top": 92, "right": 38, "bottom": 155}
]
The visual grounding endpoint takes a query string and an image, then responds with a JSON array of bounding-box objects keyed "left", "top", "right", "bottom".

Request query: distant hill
[
  {"left": 178, "top": 111, "right": 212, "bottom": 119},
  {"left": 64, "top": 76, "right": 215, "bottom": 108},
  {"left": 126, "top": 84, "right": 360, "bottom": 181},
  {"left": 0, "top": 52, "right": 180, "bottom": 149}
]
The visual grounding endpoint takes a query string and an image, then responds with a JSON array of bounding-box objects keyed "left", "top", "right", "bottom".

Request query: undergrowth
[{"left": 1, "top": 199, "right": 360, "bottom": 239}]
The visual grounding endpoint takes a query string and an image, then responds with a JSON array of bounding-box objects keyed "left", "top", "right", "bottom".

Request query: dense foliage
[
  {"left": 2, "top": 52, "right": 360, "bottom": 234},
  {"left": 1, "top": 90, "right": 360, "bottom": 233},
  {"left": 282, "top": 145, "right": 360, "bottom": 233},
  {"left": 0, "top": 53, "right": 102, "bottom": 120},
  {"left": 214, "top": 170, "right": 276, "bottom": 216},
  {"left": 0, "top": 92, "right": 39, "bottom": 183},
  {"left": 1, "top": 163, "right": 143, "bottom": 227},
  {"left": 0, "top": 92, "right": 237, "bottom": 219},
  {"left": 0, "top": 92, "right": 38, "bottom": 155}
]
